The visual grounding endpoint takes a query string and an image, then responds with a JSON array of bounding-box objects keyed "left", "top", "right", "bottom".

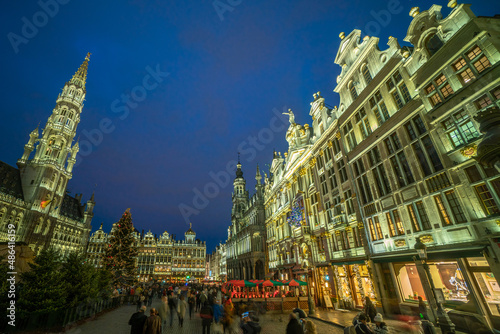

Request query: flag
[{"left": 41, "top": 200, "right": 52, "bottom": 208}]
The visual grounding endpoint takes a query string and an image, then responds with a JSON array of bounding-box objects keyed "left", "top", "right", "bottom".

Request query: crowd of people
[{"left": 125, "top": 282, "right": 265, "bottom": 334}]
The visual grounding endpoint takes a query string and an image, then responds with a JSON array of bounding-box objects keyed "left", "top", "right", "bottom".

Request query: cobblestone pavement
[{"left": 65, "top": 299, "right": 343, "bottom": 334}]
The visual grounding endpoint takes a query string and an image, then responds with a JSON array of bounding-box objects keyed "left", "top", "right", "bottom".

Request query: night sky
[{"left": 1, "top": 1, "right": 499, "bottom": 253}]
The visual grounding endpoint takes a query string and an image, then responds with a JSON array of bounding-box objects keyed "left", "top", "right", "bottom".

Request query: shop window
[
  {"left": 473, "top": 272, "right": 500, "bottom": 317},
  {"left": 395, "top": 261, "right": 469, "bottom": 304},
  {"left": 441, "top": 109, "right": 480, "bottom": 149}
]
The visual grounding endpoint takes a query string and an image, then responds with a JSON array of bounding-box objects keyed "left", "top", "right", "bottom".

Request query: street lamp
[{"left": 414, "top": 237, "right": 455, "bottom": 334}]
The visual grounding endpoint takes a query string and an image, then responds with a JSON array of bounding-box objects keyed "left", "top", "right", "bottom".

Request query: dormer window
[
  {"left": 362, "top": 65, "right": 372, "bottom": 85},
  {"left": 425, "top": 34, "right": 443, "bottom": 57},
  {"left": 349, "top": 82, "right": 358, "bottom": 101}
]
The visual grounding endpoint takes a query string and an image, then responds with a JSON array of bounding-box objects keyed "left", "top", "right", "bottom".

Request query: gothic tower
[
  {"left": 17, "top": 53, "right": 90, "bottom": 212},
  {"left": 232, "top": 155, "right": 249, "bottom": 219}
]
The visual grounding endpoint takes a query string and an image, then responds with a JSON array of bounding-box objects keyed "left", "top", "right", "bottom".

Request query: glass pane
[{"left": 474, "top": 272, "right": 500, "bottom": 316}]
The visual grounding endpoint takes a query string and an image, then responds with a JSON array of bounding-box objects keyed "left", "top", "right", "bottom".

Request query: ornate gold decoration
[
  {"left": 339, "top": 32, "right": 345, "bottom": 39},
  {"left": 328, "top": 141, "right": 333, "bottom": 148},
  {"left": 335, "top": 132, "right": 341, "bottom": 139},
  {"left": 345, "top": 226, "right": 352, "bottom": 232},
  {"left": 357, "top": 222, "right": 364, "bottom": 229},
  {"left": 460, "top": 143, "right": 477, "bottom": 158},
  {"left": 335, "top": 230, "right": 341, "bottom": 236},
  {"left": 319, "top": 151, "right": 324, "bottom": 157},
  {"left": 304, "top": 124, "right": 309, "bottom": 129},
  {"left": 420, "top": 235, "right": 434, "bottom": 244},
  {"left": 447, "top": 0, "right": 457, "bottom": 8},
  {"left": 299, "top": 168, "right": 307, "bottom": 176},
  {"left": 394, "top": 239, "right": 407, "bottom": 247},
  {"left": 286, "top": 183, "right": 292, "bottom": 190},
  {"left": 300, "top": 129, "right": 305, "bottom": 135},
  {"left": 309, "top": 158, "right": 317, "bottom": 168},
  {"left": 410, "top": 7, "right": 420, "bottom": 17}
]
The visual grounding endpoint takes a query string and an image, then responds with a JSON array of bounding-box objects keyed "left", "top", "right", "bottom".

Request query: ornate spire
[{"left": 69, "top": 52, "right": 91, "bottom": 89}]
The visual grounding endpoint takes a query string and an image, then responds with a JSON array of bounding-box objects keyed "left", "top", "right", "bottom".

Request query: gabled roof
[
  {"left": 60, "top": 194, "right": 84, "bottom": 222},
  {"left": 0, "top": 161, "right": 24, "bottom": 200}
]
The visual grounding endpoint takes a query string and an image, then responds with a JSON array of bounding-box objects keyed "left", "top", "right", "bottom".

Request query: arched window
[
  {"left": 426, "top": 34, "right": 443, "bottom": 57},
  {"left": 349, "top": 82, "right": 358, "bottom": 101},
  {"left": 362, "top": 65, "right": 372, "bottom": 84},
  {"left": 61, "top": 109, "right": 67, "bottom": 116}
]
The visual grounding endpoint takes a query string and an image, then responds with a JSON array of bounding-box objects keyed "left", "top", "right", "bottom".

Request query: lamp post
[
  {"left": 307, "top": 265, "right": 316, "bottom": 316},
  {"left": 414, "top": 238, "right": 455, "bottom": 334}
]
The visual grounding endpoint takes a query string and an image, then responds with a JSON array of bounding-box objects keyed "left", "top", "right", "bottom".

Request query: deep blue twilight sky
[{"left": 1, "top": 1, "right": 499, "bottom": 253}]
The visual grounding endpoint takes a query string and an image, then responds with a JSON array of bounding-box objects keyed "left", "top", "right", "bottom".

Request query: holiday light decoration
[{"left": 101, "top": 208, "right": 138, "bottom": 285}]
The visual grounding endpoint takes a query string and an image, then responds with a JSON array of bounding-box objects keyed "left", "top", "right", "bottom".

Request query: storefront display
[
  {"left": 468, "top": 257, "right": 500, "bottom": 318},
  {"left": 394, "top": 261, "right": 470, "bottom": 306}
]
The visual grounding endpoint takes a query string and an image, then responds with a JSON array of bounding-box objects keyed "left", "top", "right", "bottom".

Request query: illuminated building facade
[
  {"left": 0, "top": 54, "right": 95, "bottom": 256},
  {"left": 260, "top": 3, "right": 500, "bottom": 331}
]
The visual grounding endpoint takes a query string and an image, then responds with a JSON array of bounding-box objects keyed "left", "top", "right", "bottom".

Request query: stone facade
[{"left": 0, "top": 54, "right": 95, "bottom": 256}]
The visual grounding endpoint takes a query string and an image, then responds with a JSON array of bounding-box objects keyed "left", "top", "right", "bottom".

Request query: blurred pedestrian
[
  {"left": 128, "top": 305, "right": 147, "bottom": 334},
  {"left": 142, "top": 308, "right": 161, "bottom": 334},
  {"left": 364, "top": 297, "right": 377, "bottom": 323},
  {"left": 304, "top": 320, "right": 317, "bottom": 334},
  {"left": 286, "top": 312, "right": 304, "bottom": 334},
  {"left": 178, "top": 295, "right": 187, "bottom": 327},
  {"left": 373, "top": 313, "right": 388, "bottom": 334}
]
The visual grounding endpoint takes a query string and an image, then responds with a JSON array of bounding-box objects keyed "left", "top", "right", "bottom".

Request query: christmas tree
[
  {"left": 101, "top": 208, "right": 138, "bottom": 285},
  {"left": 18, "top": 248, "right": 67, "bottom": 314}
]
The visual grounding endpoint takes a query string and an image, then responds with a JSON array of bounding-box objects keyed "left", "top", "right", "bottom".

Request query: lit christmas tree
[{"left": 102, "top": 208, "right": 138, "bottom": 285}]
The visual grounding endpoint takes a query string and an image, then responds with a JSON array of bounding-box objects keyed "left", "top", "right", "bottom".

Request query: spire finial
[
  {"left": 237, "top": 152, "right": 240, "bottom": 164},
  {"left": 69, "top": 53, "right": 91, "bottom": 89},
  {"left": 190, "top": 222, "right": 192, "bottom": 229}
]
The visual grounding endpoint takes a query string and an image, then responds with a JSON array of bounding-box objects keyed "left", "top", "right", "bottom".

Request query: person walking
[
  {"left": 353, "top": 314, "right": 374, "bottom": 334},
  {"left": 142, "top": 308, "right": 162, "bottom": 334},
  {"left": 137, "top": 293, "right": 146, "bottom": 312},
  {"left": 363, "top": 297, "right": 377, "bottom": 323},
  {"left": 167, "top": 291, "right": 177, "bottom": 327},
  {"left": 304, "top": 320, "right": 317, "bottom": 334},
  {"left": 286, "top": 312, "right": 304, "bottom": 334},
  {"left": 158, "top": 296, "right": 168, "bottom": 329},
  {"left": 200, "top": 302, "right": 214, "bottom": 334},
  {"left": 188, "top": 292, "right": 195, "bottom": 319},
  {"left": 128, "top": 305, "right": 147, "bottom": 334},
  {"left": 372, "top": 313, "right": 389, "bottom": 334},
  {"left": 177, "top": 295, "right": 187, "bottom": 328}
]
